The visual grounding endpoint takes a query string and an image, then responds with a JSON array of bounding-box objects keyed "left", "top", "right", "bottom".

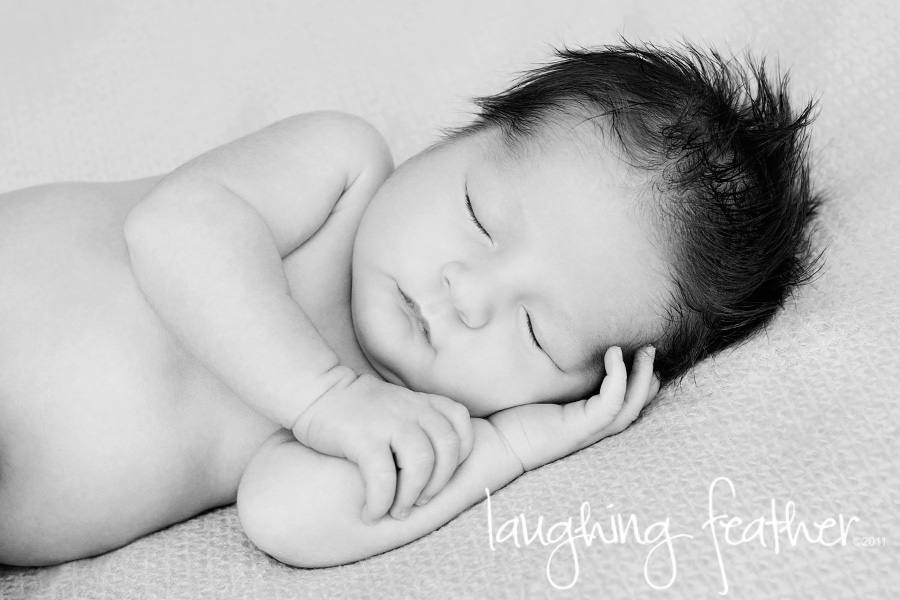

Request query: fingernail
[
  {"left": 646, "top": 346, "right": 656, "bottom": 359},
  {"left": 415, "top": 496, "right": 431, "bottom": 507},
  {"left": 399, "top": 507, "right": 410, "bottom": 520}
]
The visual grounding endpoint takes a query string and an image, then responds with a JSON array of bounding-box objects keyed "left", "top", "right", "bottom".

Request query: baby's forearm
[
  {"left": 123, "top": 113, "right": 392, "bottom": 430},
  {"left": 125, "top": 180, "right": 352, "bottom": 429},
  {"left": 237, "top": 418, "right": 525, "bottom": 567},
  {"left": 122, "top": 113, "right": 395, "bottom": 430}
]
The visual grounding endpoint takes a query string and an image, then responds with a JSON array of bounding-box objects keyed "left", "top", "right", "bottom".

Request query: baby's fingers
[
  {"left": 357, "top": 446, "right": 399, "bottom": 525},
  {"left": 584, "top": 346, "right": 628, "bottom": 426},
  {"left": 426, "top": 395, "right": 473, "bottom": 464},
  {"left": 567, "top": 345, "right": 655, "bottom": 449},
  {"left": 388, "top": 429, "right": 435, "bottom": 520},
  {"left": 646, "top": 371, "right": 661, "bottom": 407},
  {"left": 602, "top": 346, "right": 656, "bottom": 436},
  {"left": 411, "top": 406, "right": 464, "bottom": 507}
]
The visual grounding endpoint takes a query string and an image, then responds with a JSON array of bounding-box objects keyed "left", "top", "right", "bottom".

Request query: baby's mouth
[{"left": 398, "top": 286, "right": 431, "bottom": 343}]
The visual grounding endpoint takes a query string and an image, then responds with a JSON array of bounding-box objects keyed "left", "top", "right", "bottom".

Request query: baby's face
[{"left": 351, "top": 124, "right": 668, "bottom": 417}]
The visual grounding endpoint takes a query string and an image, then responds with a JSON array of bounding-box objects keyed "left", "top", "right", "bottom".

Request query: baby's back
[{"left": 0, "top": 178, "right": 277, "bottom": 565}]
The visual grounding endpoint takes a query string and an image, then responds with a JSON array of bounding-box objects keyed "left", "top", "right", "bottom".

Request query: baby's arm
[
  {"left": 238, "top": 417, "right": 520, "bottom": 567},
  {"left": 125, "top": 111, "right": 388, "bottom": 427},
  {"left": 238, "top": 346, "right": 659, "bottom": 567},
  {"left": 124, "top": 112, "right": 472, "bottom": 522}
]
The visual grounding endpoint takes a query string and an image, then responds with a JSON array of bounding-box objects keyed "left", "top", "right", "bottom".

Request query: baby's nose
[{"left": 441, "top": 261, "right": 493, "bottom": 329}]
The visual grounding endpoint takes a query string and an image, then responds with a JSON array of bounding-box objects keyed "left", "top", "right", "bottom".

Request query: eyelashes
[
  {"left": 464, "top": 186, "right": 491, "bottom": 240},
  {"left": 525, "top": 309, "right": 542, "bottom": 350}
]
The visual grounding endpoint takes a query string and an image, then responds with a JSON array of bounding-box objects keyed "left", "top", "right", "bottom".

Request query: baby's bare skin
[
  {"left": 0, "top": 172, "right": 379, "bottom": 563},
  {"left": 0, "top": 112, "right": 661, "bottom": 568}
]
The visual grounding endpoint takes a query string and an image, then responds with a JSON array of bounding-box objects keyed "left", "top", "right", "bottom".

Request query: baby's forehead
[{"left": 461, "top": 120, "right": 637, "bottom": 185}]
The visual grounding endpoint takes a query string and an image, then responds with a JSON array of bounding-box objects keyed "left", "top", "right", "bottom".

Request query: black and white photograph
[{"left": 0, "top": 1, "right": 897, "bottom": 598}]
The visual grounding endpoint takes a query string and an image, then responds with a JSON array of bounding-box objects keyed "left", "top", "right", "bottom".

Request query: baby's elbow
[
  {"left": 237, "top": 481, "right": 347, "bottom": 568},
  {"left": 236, "top": 476, "right": 301, "bottom": 566},
  {"left": 236, "top": 433, "right": 367, "bottom": 568}
]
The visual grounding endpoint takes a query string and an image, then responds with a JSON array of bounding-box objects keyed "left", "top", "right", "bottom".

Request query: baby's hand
[
  {"left": 487, "top": 346, "right": 659, "bottom": 473},
  {"left": 291, "top": 374, "right": 474, "bottom": 524}
]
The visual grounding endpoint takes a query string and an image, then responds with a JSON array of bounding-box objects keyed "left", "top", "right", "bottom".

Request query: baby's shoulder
[{"left": 223, "top": 111, "right": 393, "bottom": 182}]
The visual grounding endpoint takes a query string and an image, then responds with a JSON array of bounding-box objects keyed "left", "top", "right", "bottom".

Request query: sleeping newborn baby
[{"left": 0, "top": 41, "right": 821, "bottom": 567}]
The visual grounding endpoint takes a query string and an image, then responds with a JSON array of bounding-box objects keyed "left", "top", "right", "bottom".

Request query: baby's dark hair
[{"left": 442, "top": 40, "right": 824, "bottom": 386}]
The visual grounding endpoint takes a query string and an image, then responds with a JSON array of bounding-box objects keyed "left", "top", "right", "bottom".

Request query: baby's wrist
[
  {"left": 317, "top": 364, "right": 360, "bottom": 396},
  {"left": 484, "top": 415, "right": 527, "bottom": 477},
  {"left": 286, "top": 364, "right": 359, "bottom": 439}
]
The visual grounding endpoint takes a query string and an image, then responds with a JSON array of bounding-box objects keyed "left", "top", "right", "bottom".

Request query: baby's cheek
[
  {"left": 422, "top": 358, "right": 508, "bottom": 415},
  {"left": 528, "top": 369, "right": 601, "bottom": 406}
]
